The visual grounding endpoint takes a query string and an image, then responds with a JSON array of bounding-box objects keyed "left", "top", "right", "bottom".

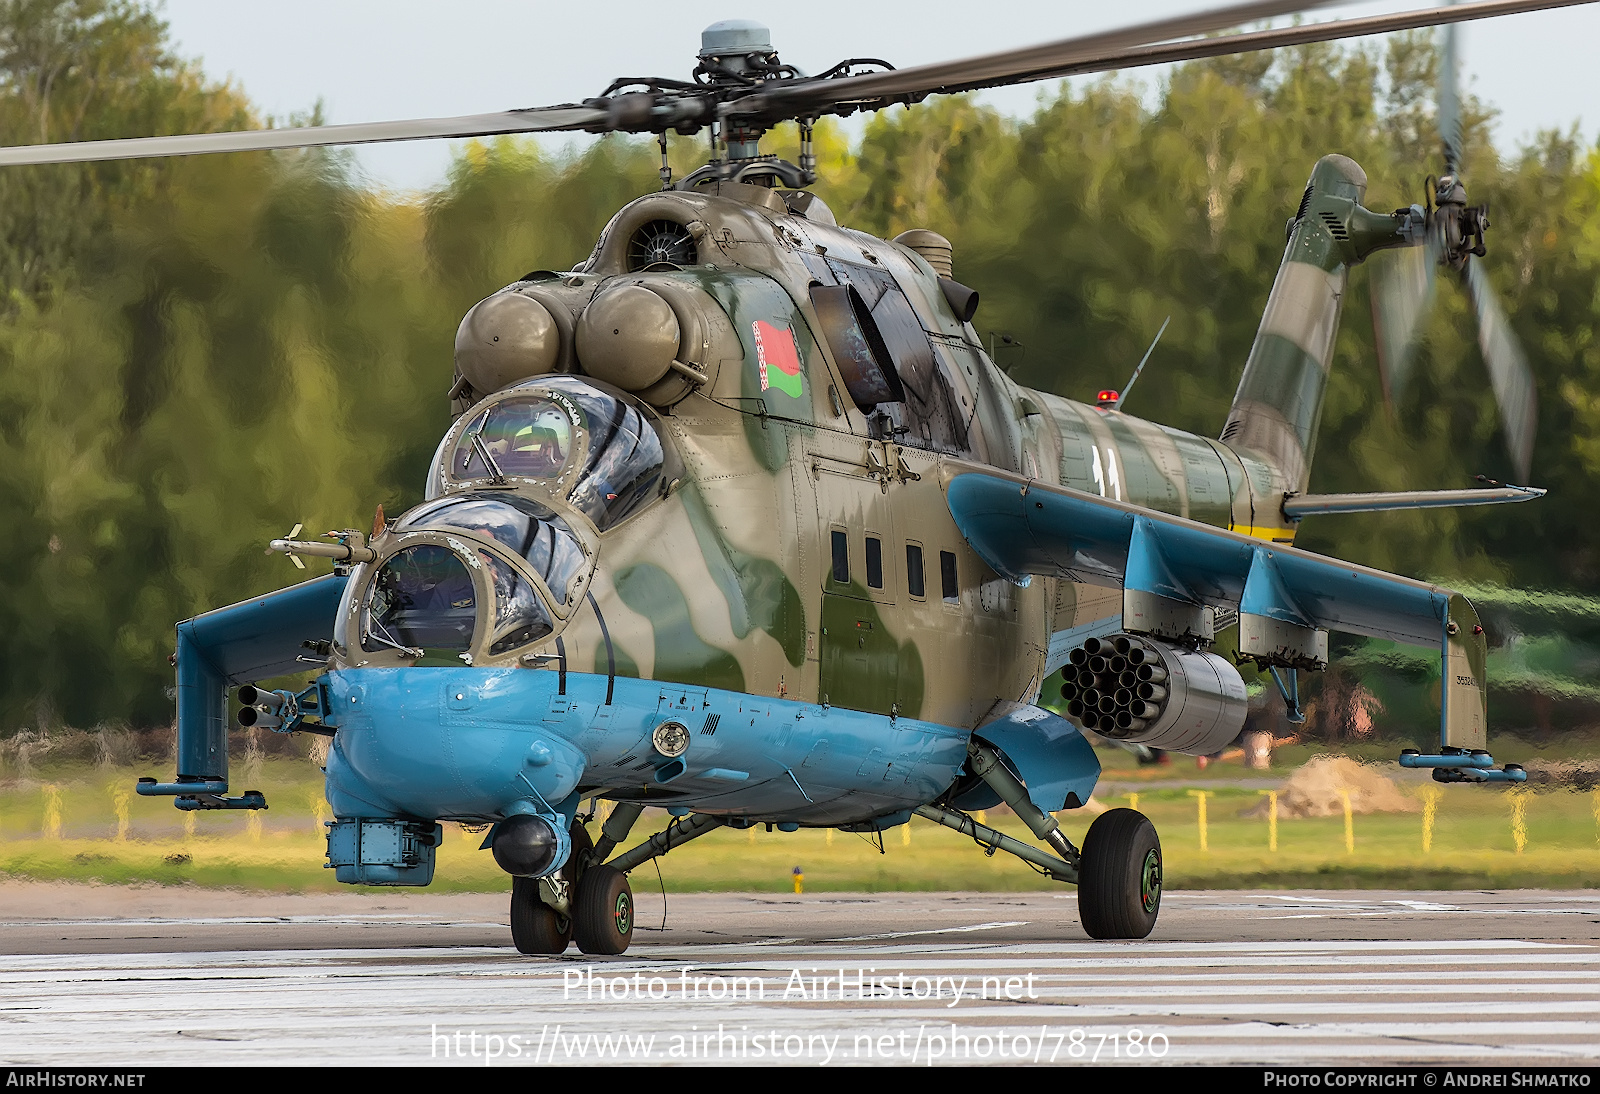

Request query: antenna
[{"left": 1112, "top": 316, "right": 1171, "bottom": 412}]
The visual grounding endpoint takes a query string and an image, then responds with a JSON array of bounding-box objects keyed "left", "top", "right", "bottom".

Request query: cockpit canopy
[
  {"left": 397, "top": 493, "right": 587, "bottom": 609},
  {"left": 357, "top": 492, "right": 592, "bottom": 663},
  {"left": 430, "top": 375, "right": 668, "bottom": 533}
]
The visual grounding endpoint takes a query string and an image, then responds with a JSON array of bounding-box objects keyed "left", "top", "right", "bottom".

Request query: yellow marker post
[
  {"left": 1187, "top": 790, "right": 1211, "bottom": 852},
  {"left": 1258, "top": 790, "right": 1278, "bottom": 852},
  {"left": 1127, "top": 793, "right": 1140, "bottom": 814},
  {"left": 1336, "top": 788, "right": 1354, "bottom": 854},
  {"left": 1510, "top": 790, "right": 1528, "bottom": 855},
  {"left": 791, "top": 867, "right": 804, "bottom": 894},
  {"left": 42, "top": 784, "right": 61, "bottom": 840},
  {"left": 112, "top": 788, "right": 130, "bottom": 843},
  {"left": 1422, "top": 787, "right": 1441, "bottom": 853}
]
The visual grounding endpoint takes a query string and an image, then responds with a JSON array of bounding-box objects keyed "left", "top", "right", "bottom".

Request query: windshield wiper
[
  {"left": 471, "top": 429, "right": 508, "bottom": 485},
  {"left": 364, "top": 615, "right": 423, "bottom": 659}
]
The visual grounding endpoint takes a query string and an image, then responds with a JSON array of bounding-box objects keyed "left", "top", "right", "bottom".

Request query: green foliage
[
  {"left": 0, "top": 6, "right": 1597, "bottom": 733},
  {"left": 0, "top": 0, "right": 253, "bottom": 299}
]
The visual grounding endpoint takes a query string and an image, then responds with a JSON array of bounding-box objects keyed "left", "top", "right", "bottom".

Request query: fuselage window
[
  {"left": 865, "top": 535, "right": 884, "bottom": 590},
  {"left": 906, "top": 543, "right": 925, "bottom": 599},
  {"left": 830, "top": 529, "right": 849, "bottom": 585},
  {"left": 940, "top": 550, "right": 959, "bottom": 604}
]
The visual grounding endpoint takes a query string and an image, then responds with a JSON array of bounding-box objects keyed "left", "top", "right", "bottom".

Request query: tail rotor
[{"left": 1366, "top": 5, "right": 1537, "bottom": 483}]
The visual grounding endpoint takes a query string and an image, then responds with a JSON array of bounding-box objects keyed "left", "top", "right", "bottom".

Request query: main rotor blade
[
  {"left": 0, "top": 105, "right": 606, "bottom": 167},
  {"left": 747, "top": 0, "right": 1598, "bottom": 120},
  {"left": 748, "top": 0, "right": 1334, "bottom": 117},
  {"left": 1465, "top": 260, "right": 1537, "bottom": 483},
  {"left": 1371, "top": 242, "right": 1437, "bottom": 409}
]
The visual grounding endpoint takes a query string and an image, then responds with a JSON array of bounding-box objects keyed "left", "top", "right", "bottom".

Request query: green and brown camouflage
[{"left": 340, "top": 159, "right": 1473, "bottom": 737}]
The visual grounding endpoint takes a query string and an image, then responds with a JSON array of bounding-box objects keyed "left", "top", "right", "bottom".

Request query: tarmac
[{"left": 2, "top": 882, "right": 1599, "bottom": 1066}]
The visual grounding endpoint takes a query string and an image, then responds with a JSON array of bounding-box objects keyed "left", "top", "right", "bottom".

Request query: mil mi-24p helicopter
[{"left": 0, "top": 0, "right": 1584, "bottom": 954}]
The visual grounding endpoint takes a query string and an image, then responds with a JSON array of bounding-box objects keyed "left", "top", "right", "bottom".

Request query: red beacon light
[{"left": 1096, "top": 389, "right": 1120, "bottom": 408}]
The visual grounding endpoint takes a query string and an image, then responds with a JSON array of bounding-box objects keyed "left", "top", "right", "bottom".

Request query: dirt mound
[{"left": 1241, "top": 755, "right": 1419, "bottom": 818}]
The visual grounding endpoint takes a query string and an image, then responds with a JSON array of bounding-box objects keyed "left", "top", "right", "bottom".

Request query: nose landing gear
[
  {"left": 507, "top": 817, "right": 636, "bottom": 956},
  {"left": 510, "top": 822, "right": 592, "bottom": 955},
  {"left": 572, "top": 864, "right": 634, "bottom": 955}
]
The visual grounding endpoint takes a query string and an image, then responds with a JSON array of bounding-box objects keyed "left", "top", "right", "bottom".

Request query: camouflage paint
[
  {"left": 611, "top": 562, "right": 745, "bottom": 694},
  {"left": 679, "top": 481, "right": 806, "bottom": 666},
  {"left": 819, "top": 586, "right": 925, "bottom": 719},
  {"left": 1221, "top": 155, "right": 1368, "bottom": 505},
  {"left": 594, "top": 643, "right": 640, "bottom": 679}
]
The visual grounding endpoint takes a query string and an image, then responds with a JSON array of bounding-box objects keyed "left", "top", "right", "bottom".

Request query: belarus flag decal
[{"left": 753, "top": 320, "right": 803, "bottom": 399}]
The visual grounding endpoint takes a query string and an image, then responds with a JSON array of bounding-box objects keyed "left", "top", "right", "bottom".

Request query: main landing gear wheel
[
  {"left": 1077, "top": 808, "right": 1162, "bottom": 940},
  {"left": 509, "top": 821, "right": 593, "bottom": 956},
  {"left": 573, "top": 863, "right": 634, "bottom": 955}
]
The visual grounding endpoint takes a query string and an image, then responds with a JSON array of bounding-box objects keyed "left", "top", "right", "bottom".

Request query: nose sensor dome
[{"left": 491, "top": 814, "right": 565, "bottom": 877}]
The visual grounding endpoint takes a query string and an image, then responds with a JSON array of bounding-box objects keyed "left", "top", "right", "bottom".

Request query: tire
[
  {"left": 1077, "top": 808, "right": 1162, "bottom": 940},
  {"left": 510, "top": 875, "right": 571, "bottom": 954},
  {"left": 508, "top": 820, "right": 593, "bottom": 956},
  {"left": 572, "top": 863, "right": 635, "bottom": 955},
  {"left": 567, "top": 820, "right": 595, "bottom": 877}
]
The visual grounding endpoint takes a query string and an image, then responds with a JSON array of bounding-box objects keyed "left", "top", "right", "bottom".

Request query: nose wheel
[
  {"left": 510, "top": 875, "right": 571, "bottom": 954},
  {"left": 509, "top": 821, "right": 593, "bottom": 955},
  {"left": 573, "top": 864, "right": 635, "bottom": 955},
  {"left": 1077, "top": 808, "right": 1162, "bottom": 940}
]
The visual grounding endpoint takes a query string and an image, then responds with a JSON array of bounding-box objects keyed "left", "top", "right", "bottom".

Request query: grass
[{"left": 3, "top": 752, "right": 1599, "bottom": 894}]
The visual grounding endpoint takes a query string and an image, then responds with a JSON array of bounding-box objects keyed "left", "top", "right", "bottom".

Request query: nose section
[{"left": 322, "top": 666, "right": 584, "bottom": 821}]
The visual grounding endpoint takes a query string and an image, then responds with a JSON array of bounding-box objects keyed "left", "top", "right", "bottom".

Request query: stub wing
[{"left": 942, "top": 462, "right": 1487, "bottom": 753}]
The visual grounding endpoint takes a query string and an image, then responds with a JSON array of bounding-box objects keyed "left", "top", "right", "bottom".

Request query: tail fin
[{"left": 1221, "top": 155, "right": 1369, "bottom": 493}]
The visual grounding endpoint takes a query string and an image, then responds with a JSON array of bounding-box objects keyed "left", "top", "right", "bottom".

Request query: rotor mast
[{"left": 684, "top": 19, "right": 817, "bottom": 188}]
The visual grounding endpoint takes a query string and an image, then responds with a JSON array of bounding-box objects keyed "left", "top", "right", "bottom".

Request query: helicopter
[{"left": 0, "top": 0, "right": 1583, "bottom": 955}]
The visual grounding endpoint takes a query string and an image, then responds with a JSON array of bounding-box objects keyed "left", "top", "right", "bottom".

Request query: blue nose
[{"left": 321, "top": 666, "right": 584, "bottom": 821}]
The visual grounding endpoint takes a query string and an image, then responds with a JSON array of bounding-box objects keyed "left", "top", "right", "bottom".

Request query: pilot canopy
[{"left": 428, "top": 375, "right": 668, "bottom": 532}]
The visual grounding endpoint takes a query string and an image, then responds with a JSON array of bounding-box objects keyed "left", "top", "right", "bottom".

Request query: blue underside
[{"left": 319, "top": 667, "right": 1101, "bottom": 828}]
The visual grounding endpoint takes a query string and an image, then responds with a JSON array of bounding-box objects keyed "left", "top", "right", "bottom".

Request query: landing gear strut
[
  {"left": 508, "top": 803, "right": 722, "bottom": 957},
  {"left": 953, "top": 738, "right": 1163, "bottom": 940}
]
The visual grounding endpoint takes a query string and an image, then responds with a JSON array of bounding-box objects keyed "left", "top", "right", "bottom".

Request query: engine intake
[{"left": 1060, "top": 633, "right": 1247, "bottom": 756}]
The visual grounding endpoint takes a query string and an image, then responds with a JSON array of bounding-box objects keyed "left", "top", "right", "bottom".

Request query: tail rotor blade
[
  {"left": 1371, "top": 243, "right": 1436, "bottom": 406},
  {"left": 1465, "top": 261, "right": 1537, "bottom": 482}
]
